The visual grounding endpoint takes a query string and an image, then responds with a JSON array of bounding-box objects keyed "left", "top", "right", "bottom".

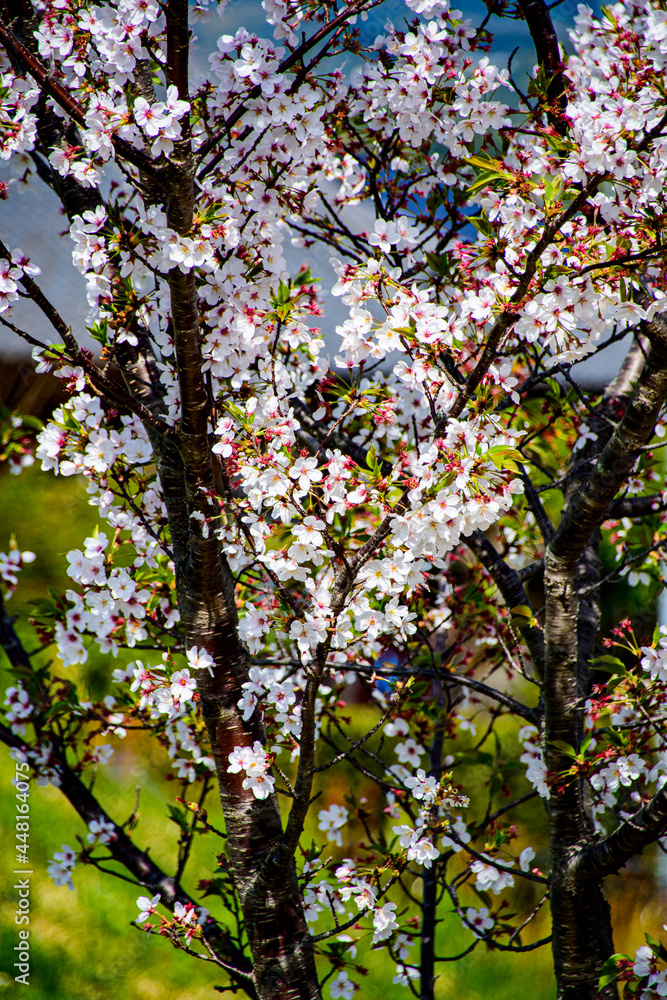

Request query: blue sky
[{"left": 0, "top": 0, "right": 607, "bottom": 373}]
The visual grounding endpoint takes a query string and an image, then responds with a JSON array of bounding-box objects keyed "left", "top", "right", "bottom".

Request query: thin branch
[
  {"left": 607, "top": 493, "right": 667, "bottom": 518},
  {"left": 465, "top": 531, "right": 545, "bottom": 677},
  {"left": 573, "top": 783, "right": 667, "bottom": 882},
  {"left": 0, "top": 20, "right": 160, "bottom": 177},
  {"left": 0, "top": 241, "right": 171, "bottom": 437},
  {"left": 196, "top": 0, "right": 374, "bottom": 172},
  {"left": 517, "top": 0, "right": 568, "bottom": 134},
  {"left": 0, "top": 720, "right": 256, "bottom": 994},
  {"left": 549, "top": 310, "right": 667, "bottom": 568}
]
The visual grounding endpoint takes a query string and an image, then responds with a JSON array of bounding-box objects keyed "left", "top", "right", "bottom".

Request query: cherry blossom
[
  {"left": 471, "top": 857, "right": 515, "bottom": 895},
  {"left": 186, "top": 646, "right": 215, "bottom": 674},
  {"left": 47, "top": 845, "right": 77, "bottom": 891},
  {"left": 318, "top": 804, "right": 349, "bottom": 847},
  {"left": 5, "top": 0, "right": 667, "bottom": 994},
  {"left": 329, "top": 971, "right": 355, "bottom": 1000},
  {"left": 136, "top": 893, "right": 161, "bottom": 923}
]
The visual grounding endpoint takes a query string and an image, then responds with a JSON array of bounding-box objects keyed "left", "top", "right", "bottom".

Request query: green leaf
[
  {"left": 366, "top": 445, "right": 380, "bottom": 473},
  {"left": 487, "top": 446, "right": 524, "bottom": 471},
  {"left": 597, "top": 954, "right": 626, "bottom": 989},
  {"left": 465, "top": 153, "right": 511, "bottom": 176},
  {"left": 589, "top": 655, "right": 627, "bottom": 675},
  {"left": 424, "top": 251, "right": 451, "bottom": 275},
  {"left": 87, "top": 320, "right": 108, "bottom": 346},
  {"left": 542, "top": 132, "right": 570, "bottom": 154},
  {"left": 274, "top": 281, "right": 290, "bottom": 305},
  {"left": 464, "top": 153, "right": 514, "bottom": 199},
  {"left": 26, "top": 597, "right": 58, "bottom": 619},
  {"left": 167, "top": 805, "right": 189, "bottom": 832},
  {"left": 293, "top": 266, "right": 318, "bottom": 287},
  {"left": 509, "top": 604, "right": 534, "bottom": 619},
  {"left": 543, "top": 173, "right": 564, "bottom": 207},
  {"left": 551, "top": 740, "right": 577, "bottom": 758},
  {"left": 469, "top": 215, "right": 493, "bottom": 237}
]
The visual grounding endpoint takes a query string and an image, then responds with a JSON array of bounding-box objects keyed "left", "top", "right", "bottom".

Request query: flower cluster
[
  {"left": 0, "top": 248, "right": 39, "bottom": 313},
  {"left": 0, "top": 543, "right": 35, "bottom": 598},
  {"left": 227, "top": 741, "right": 275, "bottom": 799},
  {"left": 47, "top": 845, "right": 76, "bottom": 891},
  {"left": 632, "top": 941, "right": 667, "bottom": 999},
  {"left": 318, "top": 804, "right": 349, "bottom": 847},
  {"left": 3, "top": 683, "right": 33, "bottom": 736},
  {"left": 519, "top": 726, "right": 549, "bottom": 799},
  {"left": 641, "top": 630, "right": 667, "bottom": 682}
]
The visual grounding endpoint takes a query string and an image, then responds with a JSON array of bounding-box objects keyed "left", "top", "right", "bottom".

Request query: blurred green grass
[
  {"left": 0, "top": 464, "right": 660, "bottom": 998},
  {"left": 0, "top": 466, "right": 232, "bottom": 998}
]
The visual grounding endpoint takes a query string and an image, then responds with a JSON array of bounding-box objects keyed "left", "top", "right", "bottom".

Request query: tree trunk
[
  {"left": 544, "top": 555, "right": 618, "bottom": 1000},
  {"left": 544, "top": 319, "right": 667, "bottom": 998},
  {"left": 156, "top": 11, "right": 322, "bottom": 985}
]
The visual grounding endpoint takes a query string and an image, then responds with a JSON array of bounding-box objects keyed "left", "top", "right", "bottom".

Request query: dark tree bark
[{"left": 544, "top": 317, "right": 667, "bottom": 999}]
